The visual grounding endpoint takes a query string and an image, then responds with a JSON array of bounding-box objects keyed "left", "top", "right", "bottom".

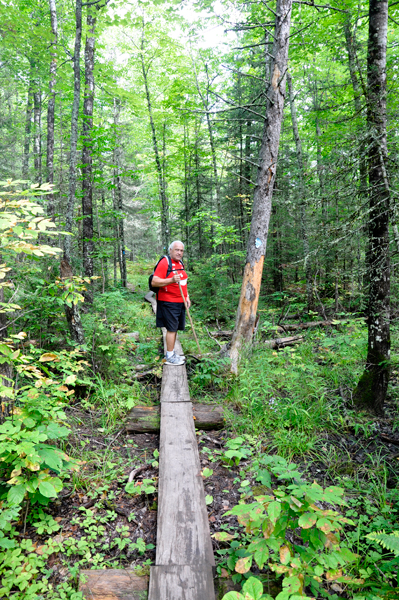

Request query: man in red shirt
[{"left": 151, "top": 240, "right": 191, "bottom": 365}]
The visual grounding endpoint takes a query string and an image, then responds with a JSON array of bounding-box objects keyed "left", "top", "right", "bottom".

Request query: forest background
[{"left": 1, "top": 0, "right": 399, "bottom": 598}]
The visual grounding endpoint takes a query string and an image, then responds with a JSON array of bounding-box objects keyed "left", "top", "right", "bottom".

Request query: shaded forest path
[
  {"left": 80, "top": 292, "right": 217, "bottom": 599},
  {"left": 145, "top": 292, "right": 216, "bottom": 599}
]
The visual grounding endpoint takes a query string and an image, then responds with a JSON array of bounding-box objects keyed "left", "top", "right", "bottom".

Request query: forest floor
[{"left": 4, "top": 261, "right": 399, "bottom": 600}]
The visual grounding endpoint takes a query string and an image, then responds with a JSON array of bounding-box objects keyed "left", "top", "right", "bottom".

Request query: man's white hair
[{"left": 168, "top": 240, "right": 184, "bottom": 253}]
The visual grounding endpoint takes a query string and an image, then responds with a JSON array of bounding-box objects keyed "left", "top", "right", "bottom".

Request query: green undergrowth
[
  {"left": 1, "top": 258, "right": 399, "bottom": 599},
  {"left": 228, "top": 321, "right": 370, "bottom": 446},
  {"left": 213, "top": 443, "right": 399, "bottom": 600}
]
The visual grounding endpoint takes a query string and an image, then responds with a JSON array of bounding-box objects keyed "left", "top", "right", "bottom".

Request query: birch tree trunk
[
  {"left": 354, "top": 0, "right": 390, "bottom": 415},
  {"left": 287, "top": 72, "right": 313, "bottom": 310},
  {"left": 229, "top": 0, "right": 293, "bottom": 373},
  {"left": 81, "top": 10, "right": 96, "bottom": 302},
  {"left": 46, "top": 0, "right": 58, "bottom": 218},
  {"left": 64, "top": 0, "right": 82, "bottom": 263},
  {"left": 140, "top": 24, "right": 169, "bottom": 251}
]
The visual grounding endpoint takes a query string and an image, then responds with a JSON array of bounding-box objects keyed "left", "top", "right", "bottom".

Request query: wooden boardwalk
[
  {"left": 146, "top": 292, "right": 215, "bottom": 600},
  {"left": 80, "top": 293, "right": 215, "bottom": 599}
]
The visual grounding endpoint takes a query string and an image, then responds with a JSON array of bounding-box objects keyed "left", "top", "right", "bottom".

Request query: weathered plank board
[
  {"left": 155, "top": 401, "right": 215, "bottom": 568},
  {"left": 148, "top": 565, "right": 215, "bottom": 600},
  {"left": 79, "top": 569, "right": 148, "bottom": 599},
  {"left": 126, "top": 403, "right": 224, "bottom": 433},
  {"left": 159, "top": 364, "right": 190, "bottom": 403}
]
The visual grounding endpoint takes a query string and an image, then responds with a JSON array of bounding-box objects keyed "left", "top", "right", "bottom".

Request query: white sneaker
[{"left": 164, "top": 352, "right": 185, "bottom": 366}]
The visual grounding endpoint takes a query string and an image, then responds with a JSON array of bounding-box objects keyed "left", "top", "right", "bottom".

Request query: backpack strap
[{"left": 165, "top": 255, "right": 173, "bottom": 278}]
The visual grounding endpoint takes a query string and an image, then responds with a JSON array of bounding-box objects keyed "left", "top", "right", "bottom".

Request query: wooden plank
[
  {"left": 155, "top": 401, "right": 215, "bottom": 567},
  {"left": 148, "top": 565, "right": 215, "bottom": 600},
  {"left": 126, "top": 404, "right": 224, "bottom": 433},
  {"left": 159, "top": 364, "right": 190, "bottom": 403},
  {"left": 79, "top": 569, "right": 148, "bottom": 599}
]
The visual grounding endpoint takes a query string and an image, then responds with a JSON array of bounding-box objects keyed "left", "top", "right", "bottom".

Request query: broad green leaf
[
  {"left": 267, "top": 501, "right": 281, "bottom": 523},
  {"left": 7, "top": 484, "right": 26, "bottom": 505},
  {"left": 39, "top": 480, "right": 57, "bottom": 498},
  {"left": 298, "top": 512, "right": 317, "bottom": 529},
  {"left": 317, "top": 517, "right": 333, "bottom": 533},
  {"left": 242, "top": 576, "right": 263, "bottom": 600}
]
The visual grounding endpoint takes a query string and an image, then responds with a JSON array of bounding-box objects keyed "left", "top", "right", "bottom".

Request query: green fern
[{"left": 366, "top": 530, "right": 399, "bottom": 556}]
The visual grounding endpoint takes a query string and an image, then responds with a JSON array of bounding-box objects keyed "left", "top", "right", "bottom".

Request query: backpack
[{"left": 148, "top": 255, "right": 185, "bottom": 294}]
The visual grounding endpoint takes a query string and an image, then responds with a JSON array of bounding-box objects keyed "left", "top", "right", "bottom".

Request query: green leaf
[
  {"left": 38, "top": 480, "right": 57, "bottom": 498},
  {"left": 317, "top": 517, "right": 333, "bottom": 533},
  {"left": 248, "top": 539, "right": 269, "bottom": 569},
  {"left": 267, "top": 501, "right": 281, "bottom": 523},
  {"left": 0, "top": 537, "right": 16, "bottom": 549},
  {"left": 221, "top": 593, "right": 244, "bottom": 600},
  {"left": 7, "top": 484, "right": 26, "bottom": 505},
  {"left": 205, "top": 494, "right": 213, "bottom": 505},
  {"left": 37, "top": 447, "right": 63, "bottom": 472},
  {"left": 242, "top": 576, "right": 263, "bottom": 600},
  {"left": 202, "top": 467, "right": 213, "bottom": 478},
  {"left": 298, "top": 512, "right": 317, "bottom": 529}
]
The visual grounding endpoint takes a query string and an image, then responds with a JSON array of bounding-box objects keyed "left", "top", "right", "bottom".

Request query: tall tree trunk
[
  {"left": 60, "top": 260, "right": 85, "bottom": 344},
  {"left": 229, "top": 0, "right": 293, "bottom": 373},
  {"left": 183, "top": 121, "right": 190, "bottom": 251},
  {"left": 272, "top": 203, "right": 283, "bottom": 292},
  {"left": 81, "top": 10, "right": 96, "bottom": 302},
  {"left": 287, "top": 72, "right": 313, "bottom": 310},
  {"left": 344, "top": 19, "right": 368, "bottom": 198},
  {"left": 354, "top": 0, "right": 390, "bottom": 415},
  {"left": 45, "top": 0, "right": 58, "bottom": 213},
  {"left": 140, "top": 25, "right": 169, "bottom": 250},
  {"left": 33, "top": 90, "right": 42, "bottom": 184},
  {"left": 194, "top": 125, "right": 203, "bottom": 256},
  {"left": 113, "top": 99, "right": 127, "bottom": 287},
  {"left": 0, "top": 271, "right": 13, "bottom": 424},
  {"left": 22, "top": 71, "right": 34, "bottom": 180},
  {"left": 46, "top": 0, "right": 58, "bottom": 217},
  {"left": 191, "top": 59, "right": 221, "bottom": 216},
  {"left": 64, "top": 0, "right": 82, "bottom": 263}
]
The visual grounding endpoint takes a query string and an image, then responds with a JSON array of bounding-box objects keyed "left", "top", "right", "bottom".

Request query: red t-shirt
[{"left": 154, "top": 257, "right": 188, "bottom": 303}]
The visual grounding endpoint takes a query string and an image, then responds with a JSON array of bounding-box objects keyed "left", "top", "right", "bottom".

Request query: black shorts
[{"left": 156, "top": 301, "right": 186, "bottom": 332}]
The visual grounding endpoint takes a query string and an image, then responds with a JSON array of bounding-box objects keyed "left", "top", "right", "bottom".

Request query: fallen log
[
  {"left": 276, "top": 319, "right": 349, "bottom": 334},
  {"left": 264, "top": 335, "right": 303, "bottom": 349},
  {"left": 126, "top": 403, "right": 224, "bottom": 433},
  {"left": 210, "top": 330, "right": 233, "bottom": 338},
  {"left": 210, "top": 319, "right": 350, "bottom": 339},
  {"left": 79, "top": 569, "right": 148, "bottom": 600}
]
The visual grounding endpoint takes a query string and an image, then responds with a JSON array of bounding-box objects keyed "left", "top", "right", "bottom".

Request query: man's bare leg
[{"left": 166, "top": 330, "right": 177, "bottom": 353}]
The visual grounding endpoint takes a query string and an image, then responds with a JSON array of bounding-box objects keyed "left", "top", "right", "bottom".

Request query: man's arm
[{"left": 152, "top": 272, "right": 181, "bottom": 287}]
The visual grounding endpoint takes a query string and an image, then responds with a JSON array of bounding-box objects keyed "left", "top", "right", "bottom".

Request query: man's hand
[
  {"left": 186, "top": 297, "right": 191, "bottom": 308},
  {"left": 171, "top": 272, "right": 181, "bottom": 283}
]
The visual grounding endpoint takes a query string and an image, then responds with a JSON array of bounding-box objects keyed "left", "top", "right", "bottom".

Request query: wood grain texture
[
  {"left": 148, "top": 565, "right": 215, "bottom": 600},
  {"left": 155, "top": 401, "right": 215, "bottom": 567},
  {"left": 126, "top": 404, "right": 224, "bottom": 433},
  {"left": 160, "top": 363, "right": 190, "bottom": 402},
  {"left": 79, "top": 569, "right": 148, "bottom": 599}
]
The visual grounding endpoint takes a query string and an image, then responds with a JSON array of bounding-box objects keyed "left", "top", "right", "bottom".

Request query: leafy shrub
[{"left": 219, "top": 455, "right": 361, "bottom": 600}]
